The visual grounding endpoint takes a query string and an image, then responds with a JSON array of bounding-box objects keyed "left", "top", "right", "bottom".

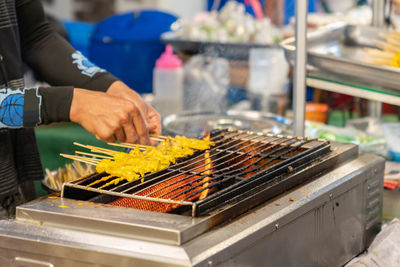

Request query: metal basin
[{"left": 163, "top": 110, "right": 292, "bottom": 138}]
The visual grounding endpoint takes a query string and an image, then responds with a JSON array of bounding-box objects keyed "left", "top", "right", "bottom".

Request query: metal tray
[
  {"left": 162, "top": 110, "right": 292, "bottom": 138},
  {"left": 162, "top": 31, "right": 278, "bottom": 60},
  {"left": 281, "top": 23, "right": 400, "bottom": 90}
]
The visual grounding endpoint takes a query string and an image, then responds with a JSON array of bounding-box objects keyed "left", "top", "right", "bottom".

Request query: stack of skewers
[
  {"left": 43, "top": 161, "right": 95, "bottom": 191},
  {"left": 365, "top": 29, "right": 400, "bottom": 68},
  {"left": 60, "top": 135, "right": 214, "bottom": 189}
]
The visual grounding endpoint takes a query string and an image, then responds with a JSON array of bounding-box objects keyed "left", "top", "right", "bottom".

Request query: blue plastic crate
[
  {"left": 63, "top": 21, "right": 95, "bottom": 57},
  {"left": 89, "top": 10, "right": 177, "bottom": 94}
]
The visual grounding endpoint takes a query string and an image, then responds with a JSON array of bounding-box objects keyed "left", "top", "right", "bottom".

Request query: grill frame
[
  {"left": 26, "top": 141, "right": 359, "bottom": 246},
  {"left": 62, "top": 130, "right": 332, "bottom": 216}
]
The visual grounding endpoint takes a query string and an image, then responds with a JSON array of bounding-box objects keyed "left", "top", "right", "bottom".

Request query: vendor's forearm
[{"left": 16, "top": 0, "right": 118, "bottom": 92}]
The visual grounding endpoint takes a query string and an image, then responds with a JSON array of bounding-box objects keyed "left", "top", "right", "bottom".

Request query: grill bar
[
  {"left": 113, "top": 132, "right": 270, "bottom": 197},
  {"left": 146, "top": 135, "right": 285, "bottom": 198},
  {"left": 193, "top": 141, "right": 331, "bottom": 216},
  {"left": 165, "top": 137, "right": 297, "bottom": 200},
  {"left": 62, "top": 130, "right": 332, "bottom": 216}
]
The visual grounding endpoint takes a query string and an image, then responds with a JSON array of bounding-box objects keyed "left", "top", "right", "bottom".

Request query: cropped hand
[
  {"left": 106, "top": 81, "right": 162, "bottom": 136},
  {"left": 69, "top": 88, "right": 150, "bottom": 144}
]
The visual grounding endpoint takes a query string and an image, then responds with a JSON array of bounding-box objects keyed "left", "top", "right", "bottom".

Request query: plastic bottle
[{"left": 153, "top": 45, "right": 183, "bottom": 116}]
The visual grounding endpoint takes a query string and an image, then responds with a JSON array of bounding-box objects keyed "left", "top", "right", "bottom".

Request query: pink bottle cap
[{"left": 155, "top": 45, "right": 182, "bottom": 69}]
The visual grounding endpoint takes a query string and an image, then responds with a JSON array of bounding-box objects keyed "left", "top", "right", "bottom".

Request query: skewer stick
[
  {"left": 120, "top": 142, "right": 154, "bottom": 149},
  {"left": 375, "top": 40, "right": 400, "bottom": 53},
  {"left": 73, "top": 142, "right": 94, "bottom": 150},
  {"left": 45, "top": 168, "right": 58, "bottom": 189},
  {"left": 107, "top": 142, "right": 146, "bottom": 150},
  {"left": 150, "top": 135, "right": 167, "bottom": 139},
  {"left": 370, "top": 58, "right": 393, "bottom": 65},
  {"left": 384, "top": 36, "right": 400, "bottom": 47},
  {"left": 73, "top": 142, "right": 117, "bottom": 155},
  {"left": 60, "top": 153, "right": 99, "bottom": 165},
  {"left": 388, "top": 29, "right": 400, "bottom": 38},
  {"left": 75, "top": 151, "right": 113, "bottom": 159},
  {"left": 90, "top": 148, "right": 115, "bottom": 156},
  {"left": 365, "top": 48, "right": 395, "bottom": 59},
  {"left": 379, "top": 32, "right": 400, "bottom": 41},
  {"left": 61, "top": 154, "right": 100, "bottom": 163},
  {"left": 150, "top": 137, "right": 165, "bottom": 142},
  {"left": 72, "top": 161, "right": 85, "bottom": 177}
]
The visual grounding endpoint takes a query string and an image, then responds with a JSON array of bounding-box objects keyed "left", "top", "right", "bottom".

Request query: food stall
[
  {"left": 0, "top": 0, "right": 396, "bottom": 266},
  {"left": 0, "top": 130, "right": 384, "bottom": 266}
]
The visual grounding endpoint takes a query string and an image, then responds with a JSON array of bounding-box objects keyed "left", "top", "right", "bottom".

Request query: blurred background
[{"left": 34, "top": 1, "right": 400, "bottom": 217}]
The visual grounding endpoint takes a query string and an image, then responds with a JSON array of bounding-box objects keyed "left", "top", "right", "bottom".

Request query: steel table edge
[{"left": 187, "top": 153, "right": 384, "bottom": 266}]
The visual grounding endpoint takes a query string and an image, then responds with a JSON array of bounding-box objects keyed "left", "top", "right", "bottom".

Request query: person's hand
[
  {"left": 69, "top": 88, "right": 150, "bottom": 144},
  {"left": 106, "top": 81, "right": 161, "bottom": 136}
]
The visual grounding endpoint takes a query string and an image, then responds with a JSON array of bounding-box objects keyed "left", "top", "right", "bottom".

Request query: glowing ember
[{"left": 199, "top": 135, "right": 212, "bottom": 200}]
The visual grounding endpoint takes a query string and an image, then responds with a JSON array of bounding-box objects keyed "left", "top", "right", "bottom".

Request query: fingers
[
  {"left": 106, "top": 82, "right": 159, "bottom": 141},
  {"left": 146, "top": 104, "right": 162, "bottom": 136},
  {"left": 72, "top": 88, "right": 152, "bottom": 145},
  {"left": 121, "top": 113, "right": 138, "bottom": 143},
  {"left": 129, "top": 103, "right": 150, "bottom": 145},
  {"left": 114, "top": 128, "right": 126, "bottom": 143},
  {"left": 94, "top": 120, "right": 117, "bottom": 143}
]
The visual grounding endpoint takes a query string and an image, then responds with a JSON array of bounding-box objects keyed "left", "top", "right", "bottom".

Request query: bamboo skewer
[
  {"left": 375, "top": 40, "right": 399, "bottom": 53},
  {"left": 150, "top": 137, "right": 165, "bottom": 142},
  {"left": 75, "top": 151, "right": 113, "bottom": 159},
  {"left": 60, "top": 153, "right": 100, "bottom": 165},
  {"left": 73, "top": 142, "right": 117, "bottom": 155},
  {"left": 118, "top": 143, "right": 139, "bottom": 149},
  {"left": 388, "top": 29, "right": 400, "bottom": 38},
  {"left": 364, "top": 30, "right": 400, "bottom": 68},
  {"left": 107, "top": 142, "right": 147, "bottom": 150},
  {"left": 372, "top": 59, "right": 393, "bottom": 65},
  {"left": 365, "top": 48, "right": 395, "bottom": 59},
  {"left": 45, "top": 168, "right": 58, "bottom": 189},
  {"left": 150, "top": 135, "right": 167, "bottom": 139},
  {"left": 379, "top": 32, "right": 400, "bottom": 42}
]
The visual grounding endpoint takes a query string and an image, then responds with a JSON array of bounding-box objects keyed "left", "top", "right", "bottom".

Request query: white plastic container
[
  {"left": 383, "top": 123, "right": 400, "bottom": 162},
  {"left": 247, "top": 47, "right": 289, "bottom": 112},
  {"left": 153, "top": 45, "right": 183, "bottom": 116}
]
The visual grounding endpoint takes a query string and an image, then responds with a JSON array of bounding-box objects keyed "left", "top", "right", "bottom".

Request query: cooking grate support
[{"left": 62, "top": 130, "right": 332, "bottom": 216}]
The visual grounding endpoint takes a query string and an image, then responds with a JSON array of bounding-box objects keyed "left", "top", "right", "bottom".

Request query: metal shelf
[
  {"left": 307, "top": 72, "right": 400, "bottom": 106},
  {"left": 292, "top": 0, "right": 386, "bottom": 135}
]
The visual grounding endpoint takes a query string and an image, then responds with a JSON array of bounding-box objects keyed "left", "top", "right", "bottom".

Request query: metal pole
[
  {"left": 372, "top": 0, "right": 385, "bottom": 27},
  {"left": 293, "top": 0, "right": 308, "bottom": 136},
  {"left": 370, "top": 0, "right": 385, "bottom": 118}
]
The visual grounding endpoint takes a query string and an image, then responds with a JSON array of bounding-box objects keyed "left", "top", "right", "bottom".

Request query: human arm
[
  {"left": 14, "top": 0, "right": 161, "bottom": 143},
  {"left": 16, "top": 0, "right": 117, "bottom": 92},
  {"left": 0, "top": 85, "right": 152, "bottom": 144}
]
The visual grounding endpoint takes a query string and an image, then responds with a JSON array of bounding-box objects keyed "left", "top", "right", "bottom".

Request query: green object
[
  {"left": 37, "top": 123, "right": 95, "bottom": 170},
  {"left": 327, "top": 110, "right": 358, "bottom": 127},
  {"left": 35, "top": 123, "right": 123, "bottom": 171},
  {"left": 382, "top": 114, "right": 399, "bottom": 123},
  {"left": 306, "top": 121, "right": 387, "bottom": 156},
  {"left": 34, "top": 123, "right": 124, "bottom": 196}
]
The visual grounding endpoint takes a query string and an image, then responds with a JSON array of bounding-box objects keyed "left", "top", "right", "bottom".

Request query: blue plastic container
[
  {"left": 63, "top": 21, "right": 95, "bottom": 57},
  {"left": 89, "top": 10, "right": 177, "bottom": 94},
  {"left": 390, "top": 150, "right": 400, "bottom": 162}
]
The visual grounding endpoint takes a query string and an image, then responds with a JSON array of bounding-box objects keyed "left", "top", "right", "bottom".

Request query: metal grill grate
[{"left": 62, "top": 129, "right": 332, "bottom": 216}]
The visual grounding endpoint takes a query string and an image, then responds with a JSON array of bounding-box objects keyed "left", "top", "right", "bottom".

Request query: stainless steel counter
[{"left": 0, "top": 152, "right": 384, "bottom": 266}]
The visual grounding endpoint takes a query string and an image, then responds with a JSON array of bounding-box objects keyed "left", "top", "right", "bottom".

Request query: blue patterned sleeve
[{"left": 0, "top": 88, "right": 41, "bottom": 128}]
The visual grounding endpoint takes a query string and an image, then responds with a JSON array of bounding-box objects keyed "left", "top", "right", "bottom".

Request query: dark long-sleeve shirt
[
  {"left": 0, "top": 0, "right": 118, "bottom": 128},
  {"left": 0, "top": 0, "right": 118, "bottom": 196}
]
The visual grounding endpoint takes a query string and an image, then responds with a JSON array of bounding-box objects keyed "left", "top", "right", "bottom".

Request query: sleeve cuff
[
  {"left": 38, "top": 86, "right": 74, "bottom": 124},
  {"left": 81, "top": 72, "right": 119, "bottom": 92},
  {"left": 23, "top": 88, "right": 42, "bottom": 127}
]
